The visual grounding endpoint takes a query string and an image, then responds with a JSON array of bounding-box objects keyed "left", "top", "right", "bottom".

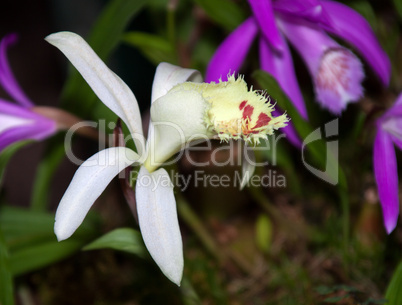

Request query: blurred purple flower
[
  {"left": 0, "top": 34, "right": 56, "bottom": 152},
  {"left": 206, "top": 0, "right": 391, "bottom": 118},
  {"left": 373, "top": 93, "right": 402, "bottom": 234}
]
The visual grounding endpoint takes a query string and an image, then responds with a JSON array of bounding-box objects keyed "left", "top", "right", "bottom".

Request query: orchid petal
[
  {"left": 151, "top": 63, "right": 202, "bottom": 103},
  {"left": 373, "top": 128, "right": 399, "bottom": 233},
  {"left": 0, "top": 100, "right": 56, "bottom": 151},
  {"left": 0, "top": 118, "right": 56, "bottom": 152},
  {"left": 278, "top": 18, "right": 364, "bottom": 114},
  {"left": 148, "top": 63, "right": 203, "bottom": 149},
  {"left": 145, "top": 89, "right": 213, "bottom": 171},
  {"left": 0, "top": 99, "right": 47, "bottom": 120},
  {"left": 320, "top": 0, "right": 391, "bottom": 85},
  {"left": 0, "top": 113, "right": 33, "bottom": 135},
  {"left": 205, "top": 18, "right": 258, "bottom": 82},
  {"left": 259, "top": 36, "right": 307, "bottom": 119},
  {"left": 247, "top": 0, "right": 283, "bottom": 51},
  {"left": 54, "top": 147, "right": 140, "bottom": 241},
  {"left": 135, "top": 166, "right": 183, "bottom": 286},
  {"left": 240, "top": 145, "right": 256, "bottom": 189},
  {"left": 0, "top": 33, "right": 33, "bottom": 107},
  {"left": 381, "top": 93, "right": 402, "bottom": 121},
  {"left": 46, "top": 32, "right": 145, "bottom": 155},
  {"left": 273, "top": 0, "right": 332, "bottom": 28}
]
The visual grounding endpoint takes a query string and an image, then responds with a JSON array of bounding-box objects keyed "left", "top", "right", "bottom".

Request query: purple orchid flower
[
  {"left": 206, "top": 0, "right": 391, "bottom": 118},
  {"left": 0, "top": 33, "right": 56, "bottom": 152},
  {"left": 373, "top": 93, "right": 402, "bottom": 234}
]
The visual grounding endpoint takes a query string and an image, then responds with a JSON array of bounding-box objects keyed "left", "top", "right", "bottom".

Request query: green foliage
[
  {"left": 385, "top": 261, "right": 402, "bottom": 305},
  {"left": 191, "top": 0, "right": 246, "bottom": 31},
  {"left": 0, "top": 141, "right": 30, "bottom": 187},
  {"left": 122, "top": 32, "right": 178, "bottom": 65},
  {"left": 83, "top": 228, "right": 148, "bottom": 258},
  {"left": 30, "top": 138, "right": 66, "bottom": 211},
  {"left": 0, "top": 227, "right": 14, "bottom": 305},
  {"left": 0, "top": 206, "right": 98, "bottom": 276},
  {"left": 316, "top": 285, "right": 387, "bottom": 304}
]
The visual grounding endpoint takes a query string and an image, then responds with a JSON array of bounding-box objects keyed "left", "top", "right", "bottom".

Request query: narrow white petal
[
  {"left": 151, "top": 62, "right": 203, "bottom": 103},
  {"left": 55, "top": 147, "right": 140, "bottom": 241},
  {"left": 240, "top": 145, "right": 256, "bottom": 190},
  {"left": 135, "top": 166, "right": 183, "bottom": 286},
  {"left": 45, "top": 32, "right": 145, "bottom": 155}
]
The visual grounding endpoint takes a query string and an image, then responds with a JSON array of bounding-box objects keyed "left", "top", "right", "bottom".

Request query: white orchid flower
[{"left": 46, "top": 31, "right": 288, "bottom": 286}]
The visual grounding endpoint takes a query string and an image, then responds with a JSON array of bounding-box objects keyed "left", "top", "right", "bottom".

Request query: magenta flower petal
[
  {"left": 259, "top": 36, "right": 307, "bottom": 119},
  {"left": 0, "top": 34, "right": 33, "bottom": 107},
  {"left": 278, "top": 18, "right": 364, "bottom": 114},
  {"left": 247, "top": 0, "right": 283, "bottom": 51},
  {"left": 205, "top": 18, "right": 258, "bottom": 82},
  {"left": 273, "top": 0, "right": 332, "bottom": 28},
  {"left": 0, "top": 99, "right": 45, "bottom": 120},
  {"left": 320, "top": 0, "right": 391, "bottom": 85},
  {"left": 0, "top": 118, "right": 56, "bottom": 152},
  {"left": 373, "top": 128, "right": 399, "bottom": 233},
  {"left": 0, "top": 99, "right": 57, "bottom": 151}
]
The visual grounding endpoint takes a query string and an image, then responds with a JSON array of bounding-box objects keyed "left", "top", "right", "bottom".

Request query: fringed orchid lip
[
  {"left": 203, "top": 76, "right": 289, "bottom": 144},
  {"left": 159, "top": 75, "right": 289, "bottom": 146}
]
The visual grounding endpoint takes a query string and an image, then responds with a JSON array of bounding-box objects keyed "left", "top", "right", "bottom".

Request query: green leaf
[
  {"left": 255, "top": 214, "right": 272, "bottom": 253},
  {"left": 61, "top": 0, "right": 148, "bottom": 116},
  {"left": 83, "top": 228, "right": 148, "bottom": 258},
  {"left": 385, "top": 260, "right": 402, "bottom": 305},
  {"left": 8, "top": 239, "right": 85, "bottom": 276},
  {"left": 393, "top": 0, "right": 402, "bottom": 20},
  {"left": 0, "top": 141, "right": 31, "bottom": 187},
  {"left": 324, "top": 295, "right": 347, "bottom": 303},
  {"left": 0, "top": 227, "right": 14, "bottom": 305},
  {"left": 30, "top": 139, "right": 66, "bottom": 211},
  {"left": 0, "top": 206, "right": 97, "bottom": 251},
  {"left": 122, "top": 32, "right": 178, "bottom": 65},
  {"left": 0, "top": 205, "right": 99, "bottom": 275},
  {"left": 315, "top": 285, "right": 336, "bottom": 295},
  {"left": 192, "top": 0, "right": 246, "bottom": 31}
]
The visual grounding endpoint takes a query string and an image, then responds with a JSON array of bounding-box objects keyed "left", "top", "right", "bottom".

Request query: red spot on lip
[
  {"left": 239, "top": 101, "right": 247, "bottom": 110},
  {"left": 242, "top": 105, "right": 254, "bottom": 121},
  {"left": 253, "top": 113, "right": 271, "bottom": 129}
]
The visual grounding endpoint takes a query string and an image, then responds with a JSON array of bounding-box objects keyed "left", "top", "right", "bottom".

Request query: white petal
[
  {"left": 151, "top": 62, "right": 203, "bottom": 103},
  {"left": 240, "top": 144, "right": 256, "bottom": 190},
  {"left": 0, "top": 113, "right": 33, "bottom": 134},
  {"left": 145, "top": 89, "right": 213, "bottom": 171},
  {"left": 147, "top": 63, "right": 203, "bottom": 147},
  {"left": 135, "top": 166, "right": 183, "bottom": 286},
  {"left": 55, "top": 147, "right": 140, "bottom": 241},
  {"left": 45, "top": 32, "right": 145, "bottom": 156}
]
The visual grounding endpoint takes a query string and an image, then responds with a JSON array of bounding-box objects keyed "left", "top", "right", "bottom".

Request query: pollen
[{"left": 169, "top": 74, "right": 289, "bottom": 144}]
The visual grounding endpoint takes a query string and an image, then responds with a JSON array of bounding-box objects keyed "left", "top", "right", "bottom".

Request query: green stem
[
  {"left": 167, "top": 0, "right": 176, "bottom": 47},
  {"left": 30, "top": 139, "right": 65, "bottom": 211},
  {"left": 176, "top": 194, "right": 223, "bottom": 262}
]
